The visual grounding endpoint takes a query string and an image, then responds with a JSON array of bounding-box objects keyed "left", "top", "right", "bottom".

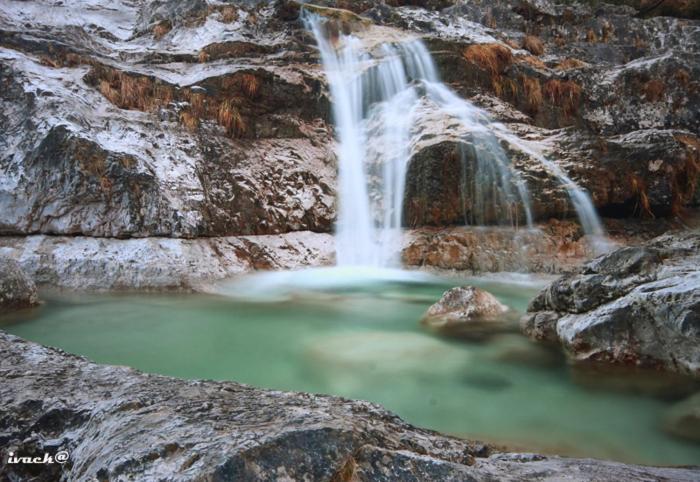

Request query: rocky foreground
[{"left": 0, "top": 331, "right": 698, "bottom": 481}]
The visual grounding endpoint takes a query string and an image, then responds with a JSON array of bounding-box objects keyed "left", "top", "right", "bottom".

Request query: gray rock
[
  {"left": 1, "top": 331, "right": 699, "bottom": 481},
  {"left": 522, "top": 230, "right": 700, "bottom": 375},
  {"left": 663, "top": 392, "right": 700, "bottom": 442},
  {"left": 0, "top": 232, "right": 334, "bottom": 291},
  {"left": 0, "top": 256, "right": 38, "bottom": 311}
]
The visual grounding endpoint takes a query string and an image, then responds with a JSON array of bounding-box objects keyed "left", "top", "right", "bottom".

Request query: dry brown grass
[
  {"left": 642, "top": 79, "right": 665, "bottom": 102},
  {"left": 462, "top": 43, "right": 513, "bottom": 77},
  {"left": 153, "top": 20, "right": 172, "bottom": 40},
  {"left": 492, "top": 76, "right": 518, "bottom": 98},
  {"left": 238, "top": 73, "right": 261, "bottom": 98},
  {"left": 179, "top": 111, "right": 200, "bottom": 132},
  {"left": 556, "top": 58, "right": 588, "bottom": 71},
  {"left": 198, "top": 50, "right": 210, "bottom": 63},
  {"left": 543, "top": 79, "right": 582, "bottom": 117},
  {"left": 218, "top": 100, "right": 246, "bottom": 136},
  {"left": 89, "top": 65, "right": 256, "bottom": 138},
  {"left": 522, "top": 35, "right": 544, "bottom": 56},
  {"left": 586, "top": 28, "right": 598, "bottom": 43},
  {"left": 220, "top": 6, "right": 238, "bottom": 23},
  {"left": 522, "top": 76, "right": 543, "bottom": 115}
]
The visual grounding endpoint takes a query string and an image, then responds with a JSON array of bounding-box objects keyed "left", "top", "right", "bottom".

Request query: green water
[{"left": 2, "top": 269, "right": 698, "bottom": 466}]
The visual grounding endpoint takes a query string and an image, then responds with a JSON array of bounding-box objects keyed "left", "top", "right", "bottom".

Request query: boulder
[
  {"left": 422, "top": 286, "right": 510, "bottom": 339},
  {"left": 521, "top": 230, "right": 700, "bottom": 375},
  {"left": 0, "top": 256, "right": 38, "bottom": 311},
  {"left": 1, "top": 331, "right": 699, "bottom": 481}
]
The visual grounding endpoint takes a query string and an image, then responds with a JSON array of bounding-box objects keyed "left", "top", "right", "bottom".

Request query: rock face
[
  {"left": 1, "top": 331, "right": 699, "bottom": 481},
  {"left": 521, "top": 230, "right": 700, "bottom": 375},
  {"left": 0, "top": 256, "right": 39, "bottom": 310},
  {"left": 0, "top": 0, "right": 336, "bottom": 239},
  {"left": 422, "top": 286, "right": 508, "bottom": 327},
  {"left": 0, "top": 232, "right": 334, "bottom": 291}
]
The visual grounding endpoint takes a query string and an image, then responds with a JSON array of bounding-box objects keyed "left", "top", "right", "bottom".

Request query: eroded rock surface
[
  {"left": 521, "top": 230, "right": 700, "bottom": 375},
  {"left": 0, "top": 256, "right": 39, "bottom": 310},
  {"left": 1, "top": 331, "right": 699, "bottom": 481},
  {"left": 0, "top": 232, "right": 334, "bottom": 291}
]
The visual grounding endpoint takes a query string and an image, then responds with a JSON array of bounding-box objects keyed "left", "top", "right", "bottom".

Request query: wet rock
[
  {"left": 1, "top": 331, "right": 699, "bottom": 481},
  {"left": 522, "top": 230, "right": 700, "bottom": 375},
  {"left": 402, "top": 220, "right": 600, "bottom": 274},
  {"left": 422, "top": 286, "right": 510, "bottom": 338},
  {"left": 663, "top": 392, "right": 700, "bottom": 442},
  {"left": 0, "top": 256, "right": 39, "bottom": 311},
  {"left": 424, "top": 286, "right": 508, "bottom": 323}
]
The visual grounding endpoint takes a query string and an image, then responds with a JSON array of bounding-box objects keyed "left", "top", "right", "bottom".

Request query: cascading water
[{"left": 304, "top": 12, "right": 607, "bottom": 268}]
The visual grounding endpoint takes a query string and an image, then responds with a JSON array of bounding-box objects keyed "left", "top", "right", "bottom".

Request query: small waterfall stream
[{"left": 304, "top": 13, "right": 607, "bottom": 268}]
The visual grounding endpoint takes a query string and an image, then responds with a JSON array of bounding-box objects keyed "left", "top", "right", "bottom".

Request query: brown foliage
[
  {"left": 522, "top": 35, "right": 544, "bottom": 56},
  {"left": 522, "top": 76, "right": 543, "bottom": 115},
  {"left": 543, "top": 79, "right": 582, "bottom": 117},
  {"left": 518, "top": 55, "right": 547, "bottom": 69},
  {"left": 218, "top": 100, "right": 246, "bottom": 136},
  {"left": 198, "top": 50, "right": 210, "bottom": 63},
  {"left": 673, "top": 134, "right": 700, "bottom": 216},
  {"left": 630, "top": 176, "right": 654, "bottom": 218},
  {"left": 462, "top": 43, "right": 513, "bottom": 77},
  {"left": 179, "top": 111, "right": 200, "bottom": 132}
]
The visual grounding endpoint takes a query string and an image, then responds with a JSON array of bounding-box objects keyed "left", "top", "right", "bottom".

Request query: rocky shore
[
  {"left": 1, "top": 331, "right": 698, "bottom": 481},
  {"left": 522, "top": 230, "right": 700, "bottom": 375}
]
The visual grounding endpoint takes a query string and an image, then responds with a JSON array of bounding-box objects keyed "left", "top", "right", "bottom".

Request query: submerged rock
[
  {"left": 663, "top": 392, "right": 700, "bottom": 442},
  {"left": 522, "top": 230, "right": 700, "bottom": 375},
  {"left": 0, "top": 256, "right": 39, "bottom": 311},
  {"left": 2, "top": 331, "right": 699, "bottom": 481}
]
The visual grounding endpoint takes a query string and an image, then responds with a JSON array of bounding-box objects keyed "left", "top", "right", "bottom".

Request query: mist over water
[{"left": 304, "top": 12, "right": 608, "bottom": 268}]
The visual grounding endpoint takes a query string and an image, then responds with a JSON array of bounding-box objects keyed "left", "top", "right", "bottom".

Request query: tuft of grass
[
  {"left": 218, "top": 99, "right": 246, "bottom": 137},
  {"left": 522, "top": 76, "right": 543, "bottom": 115},
  {"left": 642, "top": 79, "right": 665, "bottom": 102},
  {"left": 198, "top": 50, "right": 210, "bottom": 63},
  {"left": 239, "top": 73, "right": 261, "bottom": 98},
  {"left": 153, "top": 20, "right": 172, "bottom": 40},
  {"left": 630, "top": 176, "right": 653, "bottom": 218},
  {"left": 462, "top": 43, "right": 513, "bottom": 78},
  {"left": 522, "top": 35, "right": 544, "bottom": 56},
  {"left": 543, "top": 79, "right": 582, "bottom": 117}
]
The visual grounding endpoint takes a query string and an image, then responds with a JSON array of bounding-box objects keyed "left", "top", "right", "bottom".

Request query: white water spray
[{"left": 304, "top": 12, "right": 607, "bottom": 268}]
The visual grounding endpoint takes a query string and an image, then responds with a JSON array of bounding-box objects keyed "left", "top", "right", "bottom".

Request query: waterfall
[{"left": 304, "top": 12, "right": 607, "bottom": 268}]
